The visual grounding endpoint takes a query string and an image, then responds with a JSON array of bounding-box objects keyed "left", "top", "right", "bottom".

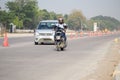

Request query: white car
[{"left": 34, "top": 20, "right": 58, "bottom": 45}]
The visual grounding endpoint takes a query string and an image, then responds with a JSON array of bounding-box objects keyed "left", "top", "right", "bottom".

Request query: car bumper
[{"left": 34, "top": 36, "right": 55, "bottom": 44}]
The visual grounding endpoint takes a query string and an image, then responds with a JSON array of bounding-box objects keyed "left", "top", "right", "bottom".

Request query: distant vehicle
[{"left": 34, "top": 20, "right": 58, "bottom": 45}]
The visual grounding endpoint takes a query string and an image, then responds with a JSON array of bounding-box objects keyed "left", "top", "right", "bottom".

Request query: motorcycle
[{"left": 54, "top": 27, "right": 67, "bottom": 51}]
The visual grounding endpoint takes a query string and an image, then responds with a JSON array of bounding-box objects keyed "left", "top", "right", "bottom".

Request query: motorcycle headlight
[{"left": 35, "top": 32, "right": 39, "bottom": 36}]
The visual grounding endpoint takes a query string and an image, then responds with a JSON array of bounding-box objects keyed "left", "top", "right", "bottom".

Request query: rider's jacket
[{"left": 55, "top": 23, "right": 67, "bottom": 29}]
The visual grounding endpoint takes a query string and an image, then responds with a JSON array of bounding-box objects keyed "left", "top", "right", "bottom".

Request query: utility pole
[
  {"left": 78, "top": 17, "right": 82, "bottom": 32},
  {"left": 0, "top": 6, "right": 2, "bottom": 36},
  {"left": 0, "top": 6, "right": 4, "bottom": 36}
]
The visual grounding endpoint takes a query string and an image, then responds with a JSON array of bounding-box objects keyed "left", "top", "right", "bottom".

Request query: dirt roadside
[{"left": 81, "top": 38, "right": 120, "bottom": 80}]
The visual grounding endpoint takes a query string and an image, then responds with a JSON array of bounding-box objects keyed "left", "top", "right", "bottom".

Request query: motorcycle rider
[{"left": 54, "top": 17, "right": 67, "bottom": 42}]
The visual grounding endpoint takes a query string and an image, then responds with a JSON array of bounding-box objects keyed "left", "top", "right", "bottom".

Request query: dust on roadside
[{"left": 81, "top": 39, "right": 120, "bottom": 80}]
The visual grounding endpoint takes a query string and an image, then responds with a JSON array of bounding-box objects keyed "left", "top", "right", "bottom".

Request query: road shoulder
[{"left": 81, "top": 39, "right": 120, "bottom": 80}]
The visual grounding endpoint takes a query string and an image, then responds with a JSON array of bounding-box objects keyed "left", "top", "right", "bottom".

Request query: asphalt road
[{"left": 0, "top": 33, "right": 120, "bottom": 80}]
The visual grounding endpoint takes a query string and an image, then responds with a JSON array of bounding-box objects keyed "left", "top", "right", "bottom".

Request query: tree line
[
  {"left": 89, "top": 15, "right": 120, "bottom": 31},
  {"left": 0, "top": 0, "right": 61, "bottom": 29},
  {"left": 0, "top": 0, "right": 120, "bottom": 31}
]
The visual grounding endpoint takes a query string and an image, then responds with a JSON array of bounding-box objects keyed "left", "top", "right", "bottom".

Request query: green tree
[
  {"left": 22, "top": 0, "right": 39, "bottom": 29},
  {"left": 38, "top": 9, "right": 59, "bottom": 21},
  {"left": 64, "top": 14, "right": 68, "bottom": 22},
  {"left": 40, "top": 9, "right": 50, "bottom": 20},
  {"left": 6, "top": 0, "right": 39, "bottom": 29},
  {"left": 0, "top": 10, "right": 14, "bottom": 29},
  {"left": 90, "top": 15, "right": 120, "bottom": 31},
  {"left": 49, "top": 11, "right": 57, "bottom": 20},
  {"left": 67, "top": 9, "right": 87, "bottom": 31},
  {"left": 13, "top": 16, "right": 23, "bottom": 29}
]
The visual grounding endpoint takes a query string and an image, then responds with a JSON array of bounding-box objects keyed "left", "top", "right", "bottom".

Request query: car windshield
[{"left": 38, "top": 22, "right": 57, "bottom": 29}]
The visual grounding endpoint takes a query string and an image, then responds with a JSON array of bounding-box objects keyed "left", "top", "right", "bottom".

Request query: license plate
[{"left": 56, "top": 36, "right": 61, "bottom": 40}]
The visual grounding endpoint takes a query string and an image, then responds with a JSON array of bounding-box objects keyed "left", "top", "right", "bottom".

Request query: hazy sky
[
  {"left": 38, "top": 0, "right": 120, "bottom": 21},
  {"left": 0, "top": 0, "right": 120, "bottom": 21}
]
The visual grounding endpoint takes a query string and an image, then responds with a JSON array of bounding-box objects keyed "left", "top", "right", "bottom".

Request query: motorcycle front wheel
[
  {"left": 61, "top": 48, "right": 64, "bottom": 51},
  {"left": 56, "top": 42, "right": 60, "bottom": 51}
]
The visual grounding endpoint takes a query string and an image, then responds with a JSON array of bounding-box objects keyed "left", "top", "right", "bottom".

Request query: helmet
[{"left": 58, "top": 17, "right": 64, "bottom": 24}]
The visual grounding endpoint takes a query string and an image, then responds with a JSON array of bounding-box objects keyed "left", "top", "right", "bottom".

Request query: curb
[
  {"left": 113, "top": 64, "right": 120, "bottom": 80},
  {"left": 113, "top": 38, "right": 120, "bottom": 80}
]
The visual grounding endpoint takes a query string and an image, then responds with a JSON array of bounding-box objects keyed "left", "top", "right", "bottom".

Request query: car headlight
[{"left": 35, "top": 32, "right": 39, "bottom": 36}]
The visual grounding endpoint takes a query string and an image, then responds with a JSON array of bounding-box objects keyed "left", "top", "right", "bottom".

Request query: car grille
[{"left": 39, "top": 33, "right": 53, "bottom": 36}]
